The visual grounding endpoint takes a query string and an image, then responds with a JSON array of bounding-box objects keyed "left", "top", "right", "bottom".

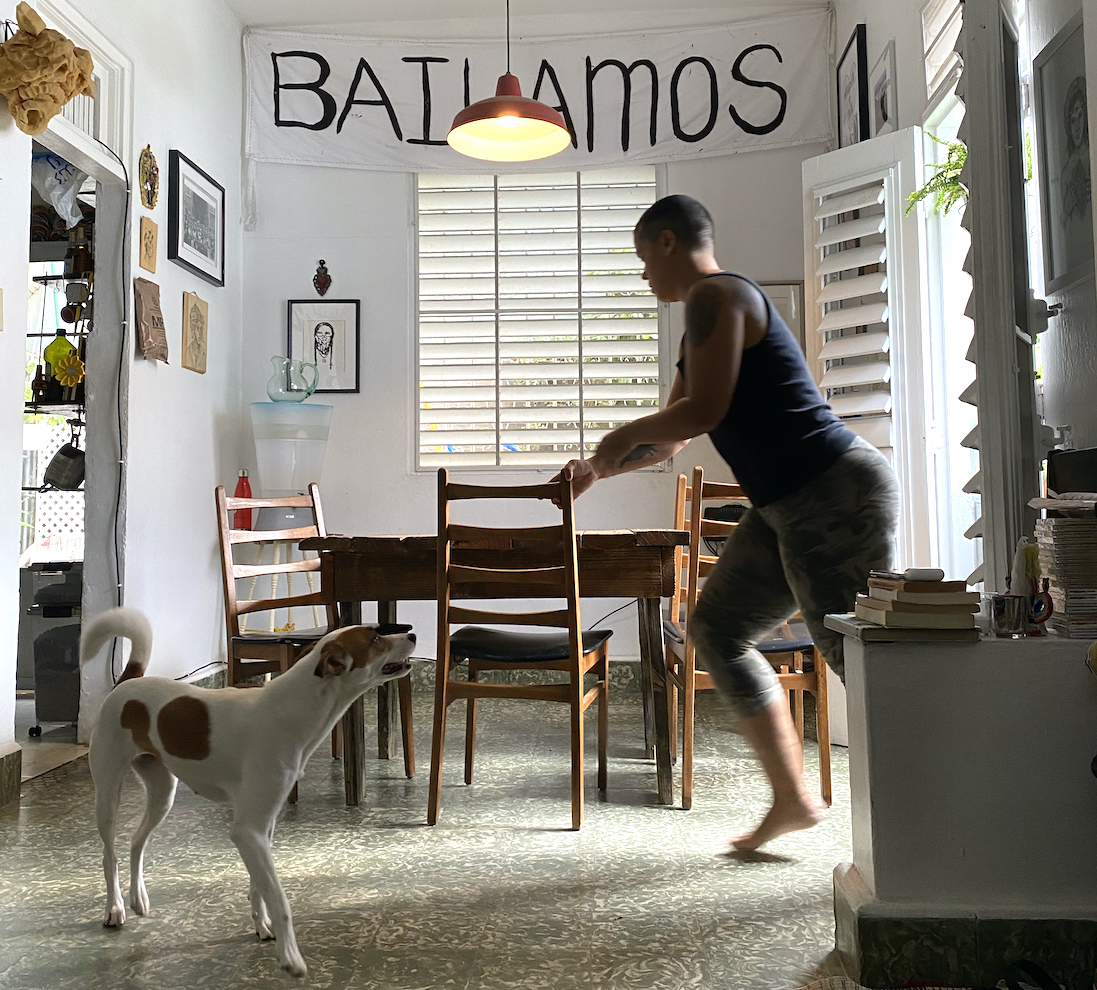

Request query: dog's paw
[
  {"left": 130, "top": 883, "right": 150, "bottom": 917},
  {"left": 103, "top": 904, "right": 126, "bottom": 928},
  {"left": 280, "top": 949, "right": 307, "bottom": 978}
]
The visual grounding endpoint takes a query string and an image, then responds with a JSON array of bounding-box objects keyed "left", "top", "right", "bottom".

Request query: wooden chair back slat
[
  {"left": 447, "top": 481, "right": 561, "bottom": 501},
  {"left": 449, "top": 523, "right": 564, "bottom": 544},
  {"left": 230, "top": 525, "right": 319, "bottom": 545},
  {"left": 225, "top": 494, "right": 315, "bottom": 510},
  {"left": 232, "top": 557, "right": 322, "bottom": 580},
  {"left": 447, "top": 606, "right": 572, "bottom": 628},
  {"left": 235, "top": 591, "right": 330, "bottom": 617},
  {"left": 449, "top": 564, "right": 567, "bottom": 589}
]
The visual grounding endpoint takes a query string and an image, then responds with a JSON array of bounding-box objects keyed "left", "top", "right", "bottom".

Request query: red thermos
[{"left": 233, "top": 469, "right": 253, "bottom": 530}]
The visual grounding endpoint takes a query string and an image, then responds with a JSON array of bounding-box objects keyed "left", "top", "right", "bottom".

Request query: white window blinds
[
  {"left": 417, "top": 166, "right": 660, "bottom": 468},
  {"left": 813, "top": 178, "right": 895, "bottom": 458}
]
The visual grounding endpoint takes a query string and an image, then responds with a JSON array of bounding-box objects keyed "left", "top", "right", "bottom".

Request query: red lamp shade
[{"left": 447, "top": 73, "right": 572, "bottom": 162}]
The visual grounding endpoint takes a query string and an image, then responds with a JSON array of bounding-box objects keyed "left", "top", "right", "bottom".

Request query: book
[
  {"left": 856, "top": 594, "right": 978, "bottom": 615},
  {"left": 826, "top": 614, "right": 981, "bottom": 643},
  {"left": 867, "top": 576, "right": 968, "bottom": 593},
  {"left": 855, "top": 602, "right": 976, "bottom": 629},
  {"left": 866, "top": 587, "right": 982, "bottom": 605}
]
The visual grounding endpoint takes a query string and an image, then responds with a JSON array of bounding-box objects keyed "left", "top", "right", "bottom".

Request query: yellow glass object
[{"left": 43, "top": 329, "right": 75, "bottom": 377}]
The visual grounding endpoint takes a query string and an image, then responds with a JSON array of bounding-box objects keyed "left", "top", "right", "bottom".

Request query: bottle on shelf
[
  {"left": 233, "top": 469, "right": 253, "bottom": 530},
  {"left": 43, "top": 329, "right": 76, "bottom": 403},
  {"left": 30, "top": 364, "right": 47, "bottom": 400}
]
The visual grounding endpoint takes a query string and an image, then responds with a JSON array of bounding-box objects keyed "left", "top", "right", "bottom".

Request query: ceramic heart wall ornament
[{"left": 313, "top": 260, "right": 332, "bottom": 296}]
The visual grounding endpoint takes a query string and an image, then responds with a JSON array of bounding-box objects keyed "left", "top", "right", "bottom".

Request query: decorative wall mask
[
  {"left": 138, "top": 145, "right": 159, "bottom": 209},
  {"left": 313, "top": 260, "right": 331, "bottom": 296},
  {"left": 0, "top": 2, "right": 95, "bottom": 136}
]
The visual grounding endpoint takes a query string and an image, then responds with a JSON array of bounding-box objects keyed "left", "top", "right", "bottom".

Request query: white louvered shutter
[
  {"left": 803, "top": 128, "right": 934, "bottom": 568},
  {"left": 418, "top": 167, "right": 660, "bottom": 468}
]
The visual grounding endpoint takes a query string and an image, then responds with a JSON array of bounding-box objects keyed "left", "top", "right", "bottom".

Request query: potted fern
[{"left": 906, "top": 134, "right": 968, "bottom": 215}]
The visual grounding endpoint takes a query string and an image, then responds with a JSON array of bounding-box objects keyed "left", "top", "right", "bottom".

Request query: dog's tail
[{"left": 80, "top": 607, "right": 153, "bottom": 684}]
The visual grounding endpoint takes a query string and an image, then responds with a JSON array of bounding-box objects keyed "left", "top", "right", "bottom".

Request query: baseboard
[
  {"left": 834, "top": 863, "right": 1097, "bottom": 988},
  {"left": 0, "top": 743, "right": 22, "bottom": 808}
]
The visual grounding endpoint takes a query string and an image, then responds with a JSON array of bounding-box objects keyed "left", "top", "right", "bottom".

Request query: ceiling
[{"left": 222, "top": 0, "right": 826, "bottom": 35}]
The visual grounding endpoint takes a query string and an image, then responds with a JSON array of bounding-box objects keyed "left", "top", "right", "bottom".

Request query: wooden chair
[
  {"left": 662, "top": 467, "right": 831, "bottom": 810},
  {"left": 427, "top": 470, "right": 611, "bottom": 831},
  {"left": 215, "top": 483, "right": 415, "bottom": 793}
]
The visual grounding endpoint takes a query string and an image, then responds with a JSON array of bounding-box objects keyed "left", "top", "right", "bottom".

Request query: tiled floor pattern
[
  {"left": 14, "top": 697, "right": 87, "bottom": 781},
  {"left": 0, "top": 692, "right": 849, "bottom": 989}
]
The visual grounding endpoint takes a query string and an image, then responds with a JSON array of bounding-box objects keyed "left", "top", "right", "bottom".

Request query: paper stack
[
  {"left": 1036, "top": 517, "right": 1097, "bottom": 638},
  {"left": 854, "top": 568, "right": 979, "bottom": 641}
]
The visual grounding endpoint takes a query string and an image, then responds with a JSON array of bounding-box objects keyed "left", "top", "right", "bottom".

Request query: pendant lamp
[{"left": 446, "top": 0, "right": 571, "bottom": 162}]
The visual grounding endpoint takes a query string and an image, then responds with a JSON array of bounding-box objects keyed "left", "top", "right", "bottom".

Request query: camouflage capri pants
[{"left": 689, "top": 437, "right": 899, "bottom": 721}]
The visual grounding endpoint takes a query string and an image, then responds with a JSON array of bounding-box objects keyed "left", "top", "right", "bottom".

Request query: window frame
[{"left": 410, "top": 164, "right": 669, "bottom": 475}]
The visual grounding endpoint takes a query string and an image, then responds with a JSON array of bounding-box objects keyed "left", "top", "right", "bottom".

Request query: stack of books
[
  {"left": 854, "top": 570, "right": 980, "bottom": 641},
  {"left": 1036, "top": 517, "right": 1097, "bottom": 638}
]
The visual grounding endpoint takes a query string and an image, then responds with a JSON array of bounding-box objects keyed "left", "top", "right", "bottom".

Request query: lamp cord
[{"left": 506, "top": 0, "right": 510, "bottom": 74}]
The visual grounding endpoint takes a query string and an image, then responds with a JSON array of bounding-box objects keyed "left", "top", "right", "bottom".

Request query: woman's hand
[{"left": 549, "top": 458, "right": 602, "bottom": 506}]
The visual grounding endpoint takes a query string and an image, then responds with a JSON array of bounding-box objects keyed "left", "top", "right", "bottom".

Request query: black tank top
[{"left": 677, "top": 272, "right": 855, "bottom": 507}]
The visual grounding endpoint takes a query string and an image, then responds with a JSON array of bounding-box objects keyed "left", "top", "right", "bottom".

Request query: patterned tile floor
[{"left": 0, "top": 692, "right": 849, "bottom": 989}]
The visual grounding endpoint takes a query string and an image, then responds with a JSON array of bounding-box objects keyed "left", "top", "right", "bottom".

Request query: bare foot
[{"left": 731, "top": 796, "right": 824, "bottom": 852}]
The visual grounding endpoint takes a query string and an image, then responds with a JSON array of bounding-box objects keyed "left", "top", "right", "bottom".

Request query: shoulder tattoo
[{"left": 685, "top": 286, "right": 723, "bottom": 345}]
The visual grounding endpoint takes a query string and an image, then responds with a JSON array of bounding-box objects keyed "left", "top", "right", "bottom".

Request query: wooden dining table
[{"left": 300, "top": 528, "right": 689, "bottom": 807}]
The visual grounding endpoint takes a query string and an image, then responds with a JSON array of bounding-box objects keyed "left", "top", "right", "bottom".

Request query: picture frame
[
  {"left": 1033, "top": 12, "right": 1093, "bottom": 294},
  {"left": 182, "top": 291, "right": 208, "bottom": 374},
  {"left": 167, "top": 150, "right": 225, "bottom": 287},
  {"left": 286, "top": 299, "right": 360, "bottom": 393},
  {"left": 870, "top": 40, "right": 898, "bottom": 137},
  {"left": 837, "top": 24, "right": 870, "bottom": 148}
]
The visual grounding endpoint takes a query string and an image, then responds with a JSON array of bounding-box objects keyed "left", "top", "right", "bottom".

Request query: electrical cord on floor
[
  {"left": 588, "top": 598, "right": 639, "bottom": 628},
  {"left": 174, "top": 662, "right": 222, "bottom": 682}
]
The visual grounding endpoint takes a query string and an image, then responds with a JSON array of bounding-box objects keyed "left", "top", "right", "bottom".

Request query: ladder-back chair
[
  {"left": 663, "top": 467, "right": 831, "bottom": 810},
  {"left": 428, "top": 470, "right": 611, "bottom": 831}
]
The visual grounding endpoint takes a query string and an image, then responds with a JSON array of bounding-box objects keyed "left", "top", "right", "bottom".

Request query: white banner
[{"left": 244, "top": 11, "right": 833, "bottom": 173}]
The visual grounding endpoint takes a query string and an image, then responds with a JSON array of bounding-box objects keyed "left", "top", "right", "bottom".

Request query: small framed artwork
[
  {"left": 870, "top": 40, "right": 898, "bottom": 137},
  {"left": 182, "top": 291, "right": 208, "bottom": 374},
  {"left": 286, "top": 299, "right": 360, "bottom": 393},
  {"left": 167, "top": 150, "right": 225, "bottom": 287},
  {"left": 1033, "top": 12, "right": 1093, "bottom": 294},
  {"left": 138, "top": 216, "right": 157, "bottom": 273},
  {"left": 837, "top": 24, "right": 869, "bottom": 148}
]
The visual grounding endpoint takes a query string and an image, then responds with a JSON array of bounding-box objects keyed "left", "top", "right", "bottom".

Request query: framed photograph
[
  {"left": 167, "top": 150, "right": 225, "bottom": 287},
  {"left": 837, "top": 24, "right": 869, "bottom": 148},
  {"left": 138, "top": 216, "right": 157, "bottom": 273},
  {"left": 1033, "top": 13, "right": 1093, "bottom": 294},
  {"left": 287, "top": 299, "right": 360, "bottom": 393},
  {"left": 182, "top": 291, "right": 208, "bottom": 374},
  {"left": 870, "top": 40, "right": 898, "bottom": 137}
]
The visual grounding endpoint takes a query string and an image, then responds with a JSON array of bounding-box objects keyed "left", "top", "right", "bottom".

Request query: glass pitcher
[{"left": 267, "top": 355, "right": 319, "bottom": 402}]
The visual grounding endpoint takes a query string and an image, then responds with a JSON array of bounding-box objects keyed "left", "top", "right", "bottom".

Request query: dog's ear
[{"left": 314, "top": 639, "right": 351, "bottom": 678}]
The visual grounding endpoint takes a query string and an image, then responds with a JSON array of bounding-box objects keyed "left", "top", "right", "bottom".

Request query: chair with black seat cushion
[
  {"left": 663, "top": 466, "right": 831, "bottom": 810},
  {"left": 215, "top": 483, "right": 415, "bottom": 794},
  {"left": 427, "top": 470, "right": 611, "bottom": 831}
]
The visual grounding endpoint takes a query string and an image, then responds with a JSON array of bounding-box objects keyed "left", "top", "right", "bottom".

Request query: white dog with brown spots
[{"left": 81, "top": 607, "right": 415, "bottom": 978}]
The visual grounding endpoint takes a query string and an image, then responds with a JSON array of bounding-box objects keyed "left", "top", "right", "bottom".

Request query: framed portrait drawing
[
  {"left": 1033, "top": 12, "right": 1093, "bottom": 294},
  {"left": 287, "top": 299, "right": 360, "bottom": 393},
  {"left": 837, "top": 24, "right": 869, "bottom": 148},
  {"left": 870, "top": 40, "right": 898, "bottom": 137},
  {"left": 167, "top": 150, "right": 225, "bottom": 287}
]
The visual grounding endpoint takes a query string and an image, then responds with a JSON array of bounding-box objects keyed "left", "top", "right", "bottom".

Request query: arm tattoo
[
  {"left": 685, "top": 286, "right": 722, "bottom": 345},
  {"left": 618, "top": 444, "right": 658, "bottom": 468}
]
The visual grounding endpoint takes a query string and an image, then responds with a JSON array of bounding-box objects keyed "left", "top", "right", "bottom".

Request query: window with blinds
[
  {"left": 417, "top": 166, "right": 660, "bottom": 468},
  {"left": 814, "top": 179, "right": 894, "bottom": 456},
  {"left": 922, "top": 0, "right": 963, "bottom": 104}
]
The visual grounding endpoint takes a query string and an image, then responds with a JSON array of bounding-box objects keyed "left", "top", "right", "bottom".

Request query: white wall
[
  {"left": 0, "top": 0, "right": 247, "bottom": 748},
  {"left": 0, "top": 6, "right": 32, "bottom": 756},
  {"left": 71, "top": 0, "right": 246, "bottom": 739},
  {"left": 242, "top": 139, "right": 825, "bottom": 660}
]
